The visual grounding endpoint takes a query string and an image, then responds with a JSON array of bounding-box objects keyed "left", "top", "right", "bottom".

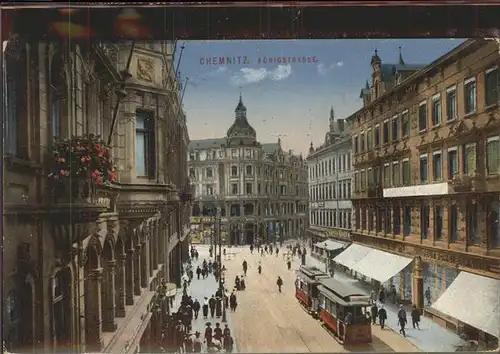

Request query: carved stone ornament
[{"left": 137, "top": 57, "right": 154, "bottom": 83}]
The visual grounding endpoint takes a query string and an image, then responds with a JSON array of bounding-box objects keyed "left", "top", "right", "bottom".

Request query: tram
[
  {"left": 295, "top": 266, "right": 329, "bottom": 317},
  {"left": 316, "top": 277, "right": 372, "bottom": 345}
]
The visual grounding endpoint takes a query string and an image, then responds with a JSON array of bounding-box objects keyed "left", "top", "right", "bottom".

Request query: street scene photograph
[{"left": 2, "top": 12, "right": 500, "bottom": 354}]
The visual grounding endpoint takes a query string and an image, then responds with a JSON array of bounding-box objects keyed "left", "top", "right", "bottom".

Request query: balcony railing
[{"left": 450, "top": 174, "right": 484, "bottom": 193}]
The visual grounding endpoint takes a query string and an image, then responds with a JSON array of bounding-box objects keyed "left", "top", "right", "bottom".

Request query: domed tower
[{"left": 226, "top": 93, "right": 257, "bottom": 146}]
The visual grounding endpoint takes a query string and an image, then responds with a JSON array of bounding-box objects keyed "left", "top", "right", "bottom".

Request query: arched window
[{"left": 50, "top": 54, "right": 68, "bottom": 139}]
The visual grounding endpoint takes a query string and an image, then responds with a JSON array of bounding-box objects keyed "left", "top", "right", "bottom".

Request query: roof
[
  {"left": 262, "top": 143, "right": 279, "bottom": 154},
  {"left": 380, "top": 63, "right": 426, "bottom": 84},
  {"left": 319, "top": 277, "right": 366, "bottom": 299},
  {"left": 188, "top": 138, "right": 226, "bottom": 150}
]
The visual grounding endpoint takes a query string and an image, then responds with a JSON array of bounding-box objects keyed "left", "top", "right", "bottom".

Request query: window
[
  {"left": 432, "top": 151, "right": 442, "bottom": 181},
  {"left": 189, "top": 152, "right": 195, "bottom": 161},
  {"left": 385, "top": 208, "right": 392, "bottom": 234},
  {"left": 347, "top": 182, "right": 351, "bottom": 199},
  {"left": 360, "top": 133, "right": 365, "bottom": 151},
  {"left": 383, "top": 120, "right": 390, "bottom": 144},
  {"left": 418, "top": 101, "right": 427, "bottom": 131},
  {"left": 231, "top": 166, "right": 238, "bottom": 176},
  {"left": 246, "top": 183, "right": 252, "bottom": 194},
  {"left": 464, "top": 77, "right": 476, "bottom": 114},
  {"left": 459, "top": 143, "right": 476, "bottom": 178},
  {"left": 420, "top": 204, "right": 429, "bottom": 239},
  {"left": 431, "top": 94, "right": 442, "bottom": 126},
  {"left": 401, "top": 111, "right": 409, "bottom": 137},
  {"left": 135, "top": 111, "right": 156, "bottom": 177},
  {"left": 485, "top": 67, "right": 499, "bottom": 107},
  {"left": 346, "top": 154, "right": 351, "bottom": 171},
  {"left": 449, "top": 204, "right": 458, "bottom": 242},
  {"left": 466, "top": 203, "right": 478, "bottom": 244},
  {"left": 393, "top": 207, "right": 401, "bottom": 235},
  {"left": 374, "top": 166, "right": 381, "bottom": 184},
  {"left": 403, "top": 205, "right": 412, "bottom": 237},
  {"left": 446, "top": 86, "right": 457, "bottom": 120},
  {"left": 374, "top": 125, "right": 380, "bottom": 146},
  {"left": 447, "top": 148, "right": 458, "bottom": 179},
  {"left": 231, "top": 149, "right": 237, "bottom": 159},
  {"left": 486, "top": 136, "right": 499, "bottom": 175},
  {"left": 189, "top": 168, "right": 195, "bottom": 179},
  {"left": 434, "top": 205, "right": 443, "bottom": 240},
  {"left": 367, "top": 129, "right": 373, "bottom": 150},
  {"left": 392, "top": 116, "right": 399, "bottom": 141},
  {"left": 206, "top": 184, "right": 214, "bottom": 195},
  {"left": 392, "top": 162, "right": 400, "bottom": 187},
  {"left": 353, "top": 136, "right": 358, "bottom": 153},
  {"left": 360, "top": 170, "right": 366, "bottom": 190},
  {"left": 420, "top": 154, "right": 428, "bottom": 183},
  {"left": 402, "top": 159, "right": 410, "bottom": 186},
  {"left": 245, "top": 148, "right": 252, "bottom": 159},
  {"left": 246, "top": 165, "right": 253, "bottom": 175},
  {"left": 231, "top": 183, "right": 238, "bottom": 194},
  {"left": 218, "top": 150, "right": 224, "bottom": 158},
  {"left": 383, "top": 164, "right": 390, "bottom": 187},
  {"left": 206, "top": 168, "right": 213, "bottom": 178}
]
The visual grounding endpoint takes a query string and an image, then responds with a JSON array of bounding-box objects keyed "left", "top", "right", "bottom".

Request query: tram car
[
  {"left": 317, "top": 277, "right": 372, "bottom": 345},
  {"left": 295, "top": 266, "right": 329, "bottom": 317}
]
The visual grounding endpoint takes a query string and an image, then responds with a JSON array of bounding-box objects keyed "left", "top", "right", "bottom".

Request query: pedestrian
[
  {"left": 213, "top": 323, "right": 223, "bottom": 342},
  {"left": 202, "top": 297, "right": 209, "bottom": 319},
  {"left": 276, "top": 247, "right": 279, "bottom": 256},
  {"left": 379, "top": 286, "right": 386, "bottom": 304},
  {"left": 240, "top": 277, "right": 246, "bottom": 291},
  {"left": 229, "top": 291, "right": 237, "bottom": 311},
  {"left": 258, "top": 264, "right": 262, "bottom": 274},
  {"left": 397, "top": 304, "right": 407, "bottom": 337},
  {"left": 193, "top": 299, "right": 201, "bottom": 319},
  {"left": 242, "top": 260, "right": 248, "bottom": 276},
  {"left": 287, "top": 259, "right": 292, "bottom": 270},
  {"left": 390, "top": 284, "right": 397, "bottom": 304},
  {"left": 223, "top": 324, "right": 231, "bottom": 337},
  {"left": 224, "top": 289, "right": 229, "bottom": 309},
  {"left": 204, "top": 323, "right": 213, "bottom": 346},
  {"left": 215, "top": 295, "right": 222, "bottom": 318},
  {"left": 378, "top": 305, "right": 387, "bottom": 329},
  {"left": 195, "top": 250, "right": 199, "bottom": 260},
  {"left": 223, "top": 248, "right": 226, "bottom": 257},
  {"left": 234, "top": 276, "right": 240, "bottom": 290},
  {"left": 261, "top": 248, "right": 264, "bottom": 257},
  {"left": 425, "top": 286, "right": 432, "bottom": 306},
  {"left": 209, "top": 295, "right": 216, "bottom": 318},
  {"left": 196, "top": 266, "right": 202, "bottom": 280},
  {"left": 370, "top": 289, "right": 377, "bottom": 304},
  {"left": 193, "top": 331, "right": 203, "bottom": 353},
  {"left": 370, "top": 303, "right": 378, "bottom": 325},
  {"left": 411, "top": 304, "right": 421, "bottom": 329},
  {"left": 264, "top": 245, "right": 268, "bottom": 254},
  {"left": 223, "top": 333, "right": 234, "bottom": 353},
  {"left": 277, "top": 276, "right": 283, "bottom": 292},
  {"left": 250, "top": 244, "right": 254, "bottom": 254}
]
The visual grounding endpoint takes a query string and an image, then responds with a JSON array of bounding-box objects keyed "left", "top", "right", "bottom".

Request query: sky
[{"left": 177, "top": 39, "right": 465, "bottom": 155}]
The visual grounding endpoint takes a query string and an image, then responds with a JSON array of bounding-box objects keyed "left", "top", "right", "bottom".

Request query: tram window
[
  {"left": 311, "top": 285, "right": 319, "bottom": 298},
  {"left": 319, "top": 294, "right": 325, "bottom": 308},
  {"left": 338, "top": 306, "right": 345, "bottom": 319}
]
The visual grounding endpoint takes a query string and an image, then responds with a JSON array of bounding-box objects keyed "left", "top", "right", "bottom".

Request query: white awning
[
  {"left": 314, "top": 240, "right": 345, "bottom": 251},
  {"left": 349, "top": 248, "right": 413, "bottom": 283},
  {"left": 333, "top": 243, "right": 372, "bottom": 269},
  {"left": 432, "top": 271, "right": 500, "bottom": 339}
]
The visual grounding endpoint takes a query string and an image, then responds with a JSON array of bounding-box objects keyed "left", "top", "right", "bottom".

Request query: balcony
[
  {"left": 449, "top": 174, "right": 485, "bottom": 193},
  {"left": 367, "top": 185, "right": 383, "bottom": 198}
]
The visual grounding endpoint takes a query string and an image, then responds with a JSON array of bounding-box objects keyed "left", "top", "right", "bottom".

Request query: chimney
[{"left": 337, "top": 119, "right": 345, "bottom": 132}]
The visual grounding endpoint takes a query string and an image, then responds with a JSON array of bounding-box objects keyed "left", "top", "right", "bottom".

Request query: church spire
[
  {"left": 329, "top": 106, "right": 335, "bottom": 121},
  {"left": 398, "top": 46, "right": 405, "bottom": 65},
  {"left": 365, "top": 80, "right": 370, "bottom": 89}
]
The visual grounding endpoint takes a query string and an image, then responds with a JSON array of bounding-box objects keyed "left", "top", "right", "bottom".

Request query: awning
[
  {"left": 333, "top": 244, "right": 373, "bottom": 269},
  {"left": 349, "top": 248, "right": 413, "bottom": 283},
  {"left": 314, "top": 240, "right": 345, "bottom": 251},
  {"left": 432, "top": 271, "right": 500, "bottom": 339}
]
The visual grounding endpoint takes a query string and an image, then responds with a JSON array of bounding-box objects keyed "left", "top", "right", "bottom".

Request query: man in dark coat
[
  {"left": 223, "top": 333, "right": 234, "bottom": 353},
  {"left": 370, "top": 303, "right": 378, "bottom": 325},
  {"left": 208, "top": 295, "right": 216, "bottom": 318},
  {"left": 229, "top": 292, "right": 237, "bottom": 311},
  {"left": 215, "top": 296, "right": 222, "bottom": 318},
  {"left": 213, "top": 322, "right": 223, "bottom": 342},
  {"left": 223, "top": 324, "right": 231, "bottom": 337},
  {"left": 196, "top": 266, "right": 202, "bottom": 280},
  {"left": 202, "top": 297, "right": 209, "bottom": 319},
  {"left": 193, "top": 331, "right": 203, "bottom": 353},
  {"left": 242, "top": 260, "right": 248, "bottom": 276},
  {"left": 411, "top": 304, "right": 421, "bottom": 329},
  {"left": 397, "top": 304, "right": 407, "bottom": 337},
  {"left": 277, "top": 276, "right": 283, "bottom": 292},
  {"left": 193, "top": 299, "right": 201, "bottom": 319},
  {"left": 204, "top": 323, "right": 213, "bottom": 346},
  {"left": 378, "top": 305, "right": 388, "bottom": 329}
]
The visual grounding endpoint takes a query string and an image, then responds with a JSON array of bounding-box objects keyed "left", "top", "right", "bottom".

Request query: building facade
[
  {"left": 2, "top": 39, "right": 191, "bottom": 353},
  {"left": 349, "top": 39, "right": 499, "bottom": 341},
  {"left": 307, "top": 108, "right": 353, "bottom": 247},
  {"left": 188, "top": 95, "right": 308, "bottom": 245}
]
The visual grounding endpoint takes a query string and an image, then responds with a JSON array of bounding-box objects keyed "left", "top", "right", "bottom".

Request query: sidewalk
[
  {"left": 173, "top": 246, "right": 239, "bottom": 352},
  {"left": 295, "top": 254, "right": 468, "bottom": 352}
]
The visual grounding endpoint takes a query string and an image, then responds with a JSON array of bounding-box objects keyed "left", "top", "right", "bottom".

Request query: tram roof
[{"left": 318, "top": 277, "right": 366, "bottom": 300}]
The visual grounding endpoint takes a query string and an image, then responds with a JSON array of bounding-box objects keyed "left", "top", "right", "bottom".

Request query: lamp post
[{"left": 216, "top": 205, "right": 228, "bottom": 323}]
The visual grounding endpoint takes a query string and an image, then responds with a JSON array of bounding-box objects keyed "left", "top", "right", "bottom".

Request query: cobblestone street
[{"left": 214, "top": 243, "right": 420, "bottom": 353}]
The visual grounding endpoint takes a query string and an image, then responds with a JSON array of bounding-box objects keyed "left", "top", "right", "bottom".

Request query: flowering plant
[{"left": 48, "top": 134, "right": 117, "bottom": 185}]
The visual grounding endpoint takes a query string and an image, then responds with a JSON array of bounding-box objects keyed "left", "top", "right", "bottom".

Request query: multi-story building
[
  {"left": 346, "top": 39, "right": 499, "bottom": 344},
  {"left": 2, "top": 39, "right": 191, "bottom": 353},
  {"left": 307, "top": 108, "right": 353, "bottom": 251},
  {"left": 188, "top": 95, "right": 308, "bottom": 245}
]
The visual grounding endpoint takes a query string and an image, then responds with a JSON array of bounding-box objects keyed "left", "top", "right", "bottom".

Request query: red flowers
[{"left": 49, "top": 134, "right": 117, "bottom": 185}]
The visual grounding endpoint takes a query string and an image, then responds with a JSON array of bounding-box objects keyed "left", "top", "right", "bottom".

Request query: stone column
[
  {"left": 115, "top": 253, "right": 126, "bottom": 317},
  {"left": 141, "top": 241, "right": 149, "bottom": 288},
  {"left": 412, "top": 256, "right": 424, "bottom": 309},
  {"left": 399, "top": 271, "right": 406, "bottom": 301},
  {"left": 134, "top": 245, "right": 142, "bottom": 295},
  {"left": 126, "top": 249, "right": 135, "bottom": 305},
  {"left": 239, "top": 223, "right": 244, "bottom": 245},
  {"left": 102, "top": 260, "right": 117, "bottom": 332},
  {"left": 85, "top": 268, "right": 104, "bottom": 352},
  {"left": 152, "top": 222, "right": 159, "bottom": 271}
]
